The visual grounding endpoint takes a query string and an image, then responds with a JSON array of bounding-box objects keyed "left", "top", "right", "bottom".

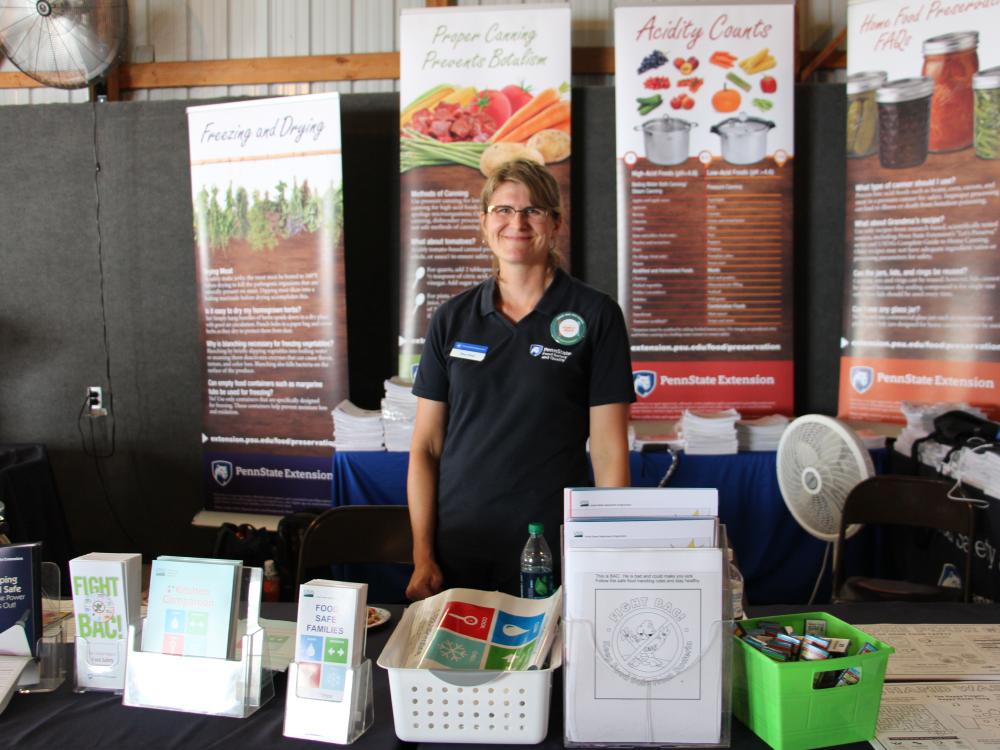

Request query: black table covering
[{"left": 2, "top": 602, "right": 997, "bottom": 750}]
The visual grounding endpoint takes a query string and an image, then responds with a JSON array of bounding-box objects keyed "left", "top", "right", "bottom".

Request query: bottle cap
[
  {"left": 264, "top": 559, "right": 277, "bottom": 576},
  {"left": 528, "top": 521, "right": 544, "bottom": 534}
]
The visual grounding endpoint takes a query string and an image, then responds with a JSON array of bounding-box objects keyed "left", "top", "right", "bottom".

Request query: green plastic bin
[{"left": 732, "top": 612, "right": 894, "bottom": 750}]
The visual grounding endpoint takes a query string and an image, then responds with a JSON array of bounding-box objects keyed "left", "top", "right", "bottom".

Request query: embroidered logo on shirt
[
  {"left": 528, "top": 344, "right": 573, "bottom": 363},
  {"left": 550, "top": 312, "right": 586, "bottom": 345}
]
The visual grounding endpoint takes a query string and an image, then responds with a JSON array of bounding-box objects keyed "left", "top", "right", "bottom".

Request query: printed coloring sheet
[{"left": 563, "top": 546, "right": 725, "bottom": 744}]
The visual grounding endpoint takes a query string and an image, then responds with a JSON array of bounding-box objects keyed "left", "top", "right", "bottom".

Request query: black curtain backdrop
[{"left": 0, "top": 84, "right": 845, "bottom": 558}]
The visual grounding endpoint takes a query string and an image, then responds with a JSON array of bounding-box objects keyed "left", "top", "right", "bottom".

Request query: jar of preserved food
[
  {"left": 973, "top": 66, "right": 1000, "bottom": 160},
  {"left": 922, "top": 31, "right": 979, "bottom": 152},
  {"left": 876, "top": 78, "right": 934, "bottom": 169},
  {"left": 847, "top": 71, "right": 887, "bottom": 158}
]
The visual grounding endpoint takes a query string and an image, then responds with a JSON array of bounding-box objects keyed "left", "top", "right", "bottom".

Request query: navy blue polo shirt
[{"left": 413, "top": 268, "right": 635, "bottom": 581}]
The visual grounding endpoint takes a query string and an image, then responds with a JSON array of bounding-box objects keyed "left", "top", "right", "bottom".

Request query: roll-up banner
[
  {"left": 187, "top": 94, "right": 347, "bottom": 514},
  {"left": 398, "top": 3, "right": 572, "bottom": 379},
  {"left": 840, "top": 0, "right": 1000, "bottom": 421},
  {"left": 616, "top": 0, "right": 795, "bottom": 420}
]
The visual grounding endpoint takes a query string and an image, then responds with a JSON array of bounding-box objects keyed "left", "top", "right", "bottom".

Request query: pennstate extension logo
[
  {"left": 211, "top": 460, "right": 234, "bottom": 487},
  {"left": 599, "top": 594, "right": 694, "bottom": 686},
  {"left": 550, "top": 312, "right": 586, "bottom": 345},
  {"left": 634, "top": 370, "right": 657, "bottom": 398},
  {"left": 850, "top": 366, "right": 874, "bottom": 394},
  {"left": 529, "top": 344, "right": 544, "bottom": 358}
]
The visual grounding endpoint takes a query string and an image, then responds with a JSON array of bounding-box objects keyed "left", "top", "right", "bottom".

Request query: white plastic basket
[{"left": 377, "top": 606, "right": 561, "bottom": 744}]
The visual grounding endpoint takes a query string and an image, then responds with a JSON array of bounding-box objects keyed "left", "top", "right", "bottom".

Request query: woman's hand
[{"left": 406, "top": 558, "right": 445, "bottom": 601}]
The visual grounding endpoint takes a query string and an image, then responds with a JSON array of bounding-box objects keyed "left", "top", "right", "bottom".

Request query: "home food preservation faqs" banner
[
  {"left": 839, "top": 0, "right": 1000, "bottom": 421},
  {"left": 398, "top": 3, "right": 572, "bottom": 379},
  {"left": 188, "top": 94, "right": 347, "bottom": 514},
  {"left": 616, "top": 0, "right": 795, "bottom": 419}
]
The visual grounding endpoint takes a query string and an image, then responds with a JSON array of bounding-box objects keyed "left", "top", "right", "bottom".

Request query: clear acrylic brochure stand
[
  {"left": 283, "top": 659, "right": 374, "bottom": 744},
  {"left": 563, "top": 526, "right": 734, "bottom": 747},
  {"left": 122, "top": 566, "right": 275, "bottom": 718},
  {"left": 18, "top": 561, "right": 68, "bottom": 693}
]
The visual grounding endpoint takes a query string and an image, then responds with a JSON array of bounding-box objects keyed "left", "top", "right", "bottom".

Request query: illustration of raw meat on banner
[{"left": 397, "top": 3, "right": 571, "bottom": 379}]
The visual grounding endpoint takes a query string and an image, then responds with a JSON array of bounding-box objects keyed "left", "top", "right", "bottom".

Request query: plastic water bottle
[{"left": 520, "top": 522, "right": 555, "bottom": 598}]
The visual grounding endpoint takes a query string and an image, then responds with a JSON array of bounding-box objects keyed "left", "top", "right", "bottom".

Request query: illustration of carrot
[
  {"left": 489, "top": 87, "right": 561, "bottom": 142},
  {"left": 499, "top": 101, "right": 571, "bottom": 143}
]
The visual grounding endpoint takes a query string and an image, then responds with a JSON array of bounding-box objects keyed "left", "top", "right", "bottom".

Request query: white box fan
[{"left": 775, "top": 415, "right": 876, "bottom": 602}]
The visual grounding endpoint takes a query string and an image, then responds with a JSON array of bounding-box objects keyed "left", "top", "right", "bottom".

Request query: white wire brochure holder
[
  {"left": 122, "top": 566, "right": 275, "bottom": 718},
  {"left": 562, "top": 533, "right": 734, "bottom": 747},
  {"left": 283, "top": 659, "right": 375, "bottom": 744}
]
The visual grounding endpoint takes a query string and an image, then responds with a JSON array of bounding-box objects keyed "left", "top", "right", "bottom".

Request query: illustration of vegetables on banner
[{"left": 400, "top": 82, "right": 570, "bottom": 175}]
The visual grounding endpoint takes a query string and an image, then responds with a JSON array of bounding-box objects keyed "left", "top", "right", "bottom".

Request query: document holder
[
  {"left": 73, "top": 634, "right": 128, "bottom": 693},
  {"left": 122, "top": 566, "right": 275, "bottom": 718},
  {"left": 19, "top": 562, "right": 68, "bottom": 693},
  {"left": 562, "top": 532, "right": 733, "bottom": 748},
  {"left": 283, "top": 658, "right": 374, "bottom": 744}
]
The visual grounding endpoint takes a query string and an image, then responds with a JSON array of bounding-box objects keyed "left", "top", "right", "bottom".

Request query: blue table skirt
[{"left": 331, "top": 449, "right": 887, "bottom": 605}]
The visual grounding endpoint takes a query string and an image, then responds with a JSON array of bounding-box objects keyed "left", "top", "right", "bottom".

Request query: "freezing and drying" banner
[
  {"left": 398, "top": 3, "right": 572, "bottom": 379},
  {"left": 616, "top": 0, "right": 795, "bottom": 419},
  {"left": 839, "top": 0, "right": 1000, "bottom": 421},
  {"left": 188, "top": 94, "right": 347, "bottom": 514}
]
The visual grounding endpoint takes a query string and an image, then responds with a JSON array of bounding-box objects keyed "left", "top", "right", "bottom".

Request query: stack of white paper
[
  {"left": 382, "top": 378, "right": 417, "bottom": 451},
  {"left": 680, "top": 409, "right": 740, "bottom": 454},
  {"left": 894, "top": 401, "right": 985, "bottom": 457},
  {"left": 332, "top": 400, "right": 385, "bottom": 451},
  {"left": 562, "top": 487, "right": 726, "bottom": 745},
  {"left": 736, "top": 414, "right": 788, "bottom": 451}
]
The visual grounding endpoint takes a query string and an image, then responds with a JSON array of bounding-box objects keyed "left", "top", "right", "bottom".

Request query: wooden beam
[
  {"left": 0, "top": 46, "right": 848, "bottom": 94},
  {"left": 118, "top": 52, "right": 400, "bottom": 89},
  {"left": 0, "top": 71, "right": 44, "bottom": 88},
  {"left": 572, "top": 47, "right": 615, "bottom": 76},
  {"left": 798, "top": 28, "right": 848, "bottom": 82}
]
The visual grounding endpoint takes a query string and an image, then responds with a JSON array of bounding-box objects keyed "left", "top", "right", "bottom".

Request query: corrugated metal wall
[{"left": 0, "top": 0, "right": 847, "bottom": 105}]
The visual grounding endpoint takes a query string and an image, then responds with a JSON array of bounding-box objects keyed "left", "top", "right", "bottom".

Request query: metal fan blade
[{"left": 0, "top": 0, "right": 127, "bottom": 89}]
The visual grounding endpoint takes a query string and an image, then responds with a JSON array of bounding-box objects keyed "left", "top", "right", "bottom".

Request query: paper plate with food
[{"left": 367, "top": 606, "right": 392, "bottom": 629}]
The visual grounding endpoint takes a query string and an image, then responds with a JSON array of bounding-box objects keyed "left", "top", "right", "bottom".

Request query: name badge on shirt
[{"left": 450, "top": 341, "right": 488, "bottom": 362}]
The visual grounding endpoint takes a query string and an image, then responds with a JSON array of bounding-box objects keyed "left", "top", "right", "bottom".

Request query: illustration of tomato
[
  {"left": 760, "top": 76, "right": 777, "bottom": 94},
  {"left": 682, "top": 96, "right": 695, "bottom": 110},
  {"left": 501, "top": 84, "right": 532, "bottom": 114},
  {"left": 477, "top": 89, "right": 512, "bottom": 126}
]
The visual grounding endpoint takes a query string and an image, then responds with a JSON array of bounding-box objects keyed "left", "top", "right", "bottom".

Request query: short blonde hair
[{"left": 480, "top": 159, "right": 563, "bottom": 273}]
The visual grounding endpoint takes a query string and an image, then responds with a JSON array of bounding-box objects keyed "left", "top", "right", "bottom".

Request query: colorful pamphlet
[
  {"left": 70, "top": 552, "right": 142, "bottom": 689},
  {"left": 0, "top": 542, "right": 42, "bottom": 657},
  {"left": 141, "top": 556, "right": 242, "bottom": 659},
  {"left": 294, "top": 580, "right": 367, "bottom": 702}
]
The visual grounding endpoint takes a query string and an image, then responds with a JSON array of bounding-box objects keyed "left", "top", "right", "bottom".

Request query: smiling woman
[{"left": 403, "top": 160, "right": 637, "bottom": 600}]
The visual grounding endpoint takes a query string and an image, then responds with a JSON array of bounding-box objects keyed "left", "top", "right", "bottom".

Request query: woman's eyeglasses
[{"left": 486, "top": 205, "right": 550, "bottom": 222}]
